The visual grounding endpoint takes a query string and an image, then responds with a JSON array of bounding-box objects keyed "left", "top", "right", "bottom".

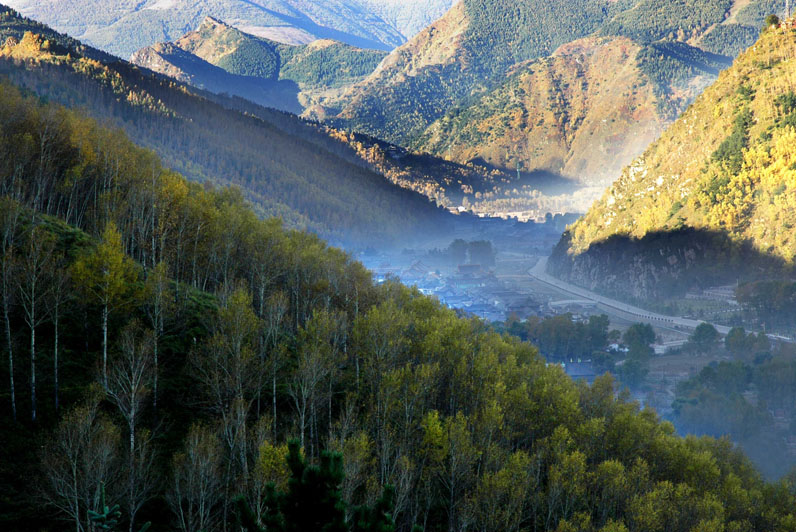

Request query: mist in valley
[{"left": 3, "top": 1, "right": 796, "bottom": 531}]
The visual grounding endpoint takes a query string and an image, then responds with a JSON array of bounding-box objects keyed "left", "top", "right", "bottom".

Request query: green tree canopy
[
  {"left": 71, "top": 222, "right": 139, "bottom": 386},
  {"left": 623, "top": 323, "right": 655, "bottom": 350},
  {"left": 688, "top": 323, "right": 720, "bottom": 354}
]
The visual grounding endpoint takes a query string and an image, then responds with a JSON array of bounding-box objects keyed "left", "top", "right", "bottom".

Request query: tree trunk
[
  {"left": 73, "top": 472, "right": 80, "bottom": 532},
  {"left": 272, "top": 370, "right": 277, "bottom": 434},
  {"left": 153, "top": 335, "right": 158, "bottom": 414},
  {"left": 54, "top": 309, "right": 59, "bottom": 412},
  {"left": 128, "top": 419, "right": 135, "bottom": 532},
  {"left": 328, "top": 379, "right": 333, "bottom": 443},
  {"left": 299, "top": 400, "right": 306, "bottom": 450},
  {"left": 355, "top": 356, "right": 360, "bottom": 391},
  {"left": 309, "top": 402, "right": 315, "bottom": 459},
  {"left": 30, "top": 314, "right": 36, "bottom": 422},
  {"left": 4, "top": 303, "right": 14, "bottom": 421},
  {"left": 102, "top": 304, "right": 108, "bottom": 389}
]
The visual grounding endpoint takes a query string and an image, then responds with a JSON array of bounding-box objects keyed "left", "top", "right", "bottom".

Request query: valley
[{"left": 1, "top": 2, "right": 796, "bottom": 532}]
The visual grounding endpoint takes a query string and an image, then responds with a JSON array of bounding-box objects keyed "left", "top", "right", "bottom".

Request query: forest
[
  {"left": 0, "top": 68, "right": 795, "bottom": 532},
  {"left": 278, "top": 41, "right": 387, "bottom": 89},
  {"left": 672, "top": 346, "right": 796, "bottom": 478},
  {"left": 601, "top": 0, "right": 734, "bottom": 43},
  {"left": 698, "top": 25, "right": 761, "bottom": 57},
  {"left": 636, "top": 41, "right": 731, "bottom": 117},
  {"left": 0, "top": 6, "right": 452, "bottom": 248}
]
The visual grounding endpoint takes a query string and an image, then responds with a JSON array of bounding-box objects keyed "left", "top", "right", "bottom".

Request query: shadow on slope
[
  {"left": 0, "top": 45, "right": 452, "bottom": 248},
  {"left": 141, "top": 43, "right": 302, "bottom": 114},
  {"left": 548, "top": 227, "right": 793, "bottom": 301},
  {"left": 244, "top": 3, "right": 399, "bottom": 51}
]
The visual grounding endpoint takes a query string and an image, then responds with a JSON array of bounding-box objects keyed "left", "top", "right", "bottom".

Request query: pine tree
[
  {"left": 280, "top": 440, "right": 347, "bottom": 532},
  {"left": 350, "top": 485, "right": 396, "bottom": 532},
  {"left": 88, "top": 483, "right": 122, "bottom": 531},
  {"left": 237, "top": 440, "right": 396, "bottom": 532},
  {"left": 89, "top": 483, "right": 151, "bottom": 532}
]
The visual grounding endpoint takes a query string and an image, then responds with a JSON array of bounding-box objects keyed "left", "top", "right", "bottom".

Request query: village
[{"left": 358, "top": 217, "right": 564, "bottom": 323}]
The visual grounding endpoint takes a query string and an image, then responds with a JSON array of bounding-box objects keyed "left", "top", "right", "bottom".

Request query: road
[{"left": 530, "top": 257, "right": 732, "bottom": 335}]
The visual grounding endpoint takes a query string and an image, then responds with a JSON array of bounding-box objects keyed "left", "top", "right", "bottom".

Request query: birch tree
[
  {"left": 0, "top": 199, "right": 19, "bottom": 420},
  {"left": 72, "top": 222, "right": 138, "bottom": 388},
  {"left": 106, "top": 322, "right": 155, "bottom": 532},
  {"left": 16, "top": 224, "right": 55, "bottom": 421},
  {"left": 190, "top": 287, "right": 261, "bottom": 524},
  {"left": 143, "top": 261, "right": 172, "bottom": 414},
  {"left": 41, "top": 390, "right": 121, "bottom": 532},
  {"left": 47, "top": 257, "right": 71, "bottom": 412},
  {"left": 167, "top": 424, "right": 223, "bottom": 532},
  {"left": 289, "top": 309, "right": 345, "bottom": 456},
  {"left": 262, "top": 291, "right": 288, "bottom": 432}
]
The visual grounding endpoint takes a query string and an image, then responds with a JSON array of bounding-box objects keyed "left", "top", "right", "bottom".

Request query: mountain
[
  {"left": 414, "top": 36, "right": 727, "bottom": 186},
  {"left": 2, "top": 67, "right": 796, "bottom": 532},
  {"left": 129, "top": 38, "right": 304, "bottom": 114},
  {"left": 2, "top": 0, "right": 457, "bottom": 58},
  {"left": 10, "top": 0, "right": 785, "bottom": 219},
  {"left": 333, "top": 0, "right": 621, "bottom": 146},
  {"left": 0, "top": 6, "right": 454, "bottom": 247},
  {"left": 130, "top": 16, "right": 627, "bottom": 218},
  {"left": 126, "top": 14, "right": 600, "bottom": 223},
  {"left": 549, "top": 21, "right": 796, "bottom": 300},
  {"left": 131, "top": 16, "right": 387, "bottom": 115},
  {"left": 330, "top": 0, "right": 785, "bottom": 193}
]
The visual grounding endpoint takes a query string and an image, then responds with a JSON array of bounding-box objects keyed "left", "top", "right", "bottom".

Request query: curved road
[{"left": 530, "top": 257, "right": 732, "bottom": 335}]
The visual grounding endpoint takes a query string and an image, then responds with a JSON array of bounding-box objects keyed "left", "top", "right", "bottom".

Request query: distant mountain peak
[
  {"left": 1, "top": 0, "right": 459, "bottom": 57},
  {"left": 198, "top": 16, "right": 229, "bottom": 31},
  {"left": 131, "top": 18, "right": 388, "bottom": 115}
]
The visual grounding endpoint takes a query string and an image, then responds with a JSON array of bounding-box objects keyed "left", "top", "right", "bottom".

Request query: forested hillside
[
  {"left": 131, "top": 17, "right": 387, "bottom": 115},
  {"left": 603, "top": 0, "right": 785, "bottom": 56},
  {"left": 334, "top": 0, "right": 622, "bottom": 145},
  {"left": 414, "top": 36, "right": 727, "bottom": 186},
  {"left": 550, "top": 21, "right": 796, "bottom": 300},
  {"left": 0, "top": 6, "right": 454, "bottom": 247},
  {"left": 672, "top": 352, "right": 796, "bottom": 479},
  {"left": 1, "top": 73, "right": 796, "bottom": 532},
  {"left": 332, "top": 0, "right": 785, "bottom": 192}
]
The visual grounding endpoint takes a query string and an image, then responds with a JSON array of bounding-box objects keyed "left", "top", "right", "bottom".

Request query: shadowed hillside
[
  {"left": 131, "top": 17, "right": 387, "bottom": 115},
  {"left": 551, "top": 20, "right": 796, "bottom": 299},
  {"left": 0, "top": 6, "right": 454, "bottom": 248}
]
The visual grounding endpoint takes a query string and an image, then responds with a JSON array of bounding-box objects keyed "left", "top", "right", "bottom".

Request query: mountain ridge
[
  {"left": 412, "top": 35, "right": 725, "bottom": 186},
  {"left": 131, "top": 16, "right": 387, "bottom": 114},
  {"left": 0, "top": 6, "right": 455, "bottom": 247},
  {"left": 329, "top": 0, "right": 781, "bottom": 192},
  {"left": 549, "top": 21, "right": 796, "bottom": 299},
  {"left": 2, "top": 0, "right": 458, "bottom": 57}
]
